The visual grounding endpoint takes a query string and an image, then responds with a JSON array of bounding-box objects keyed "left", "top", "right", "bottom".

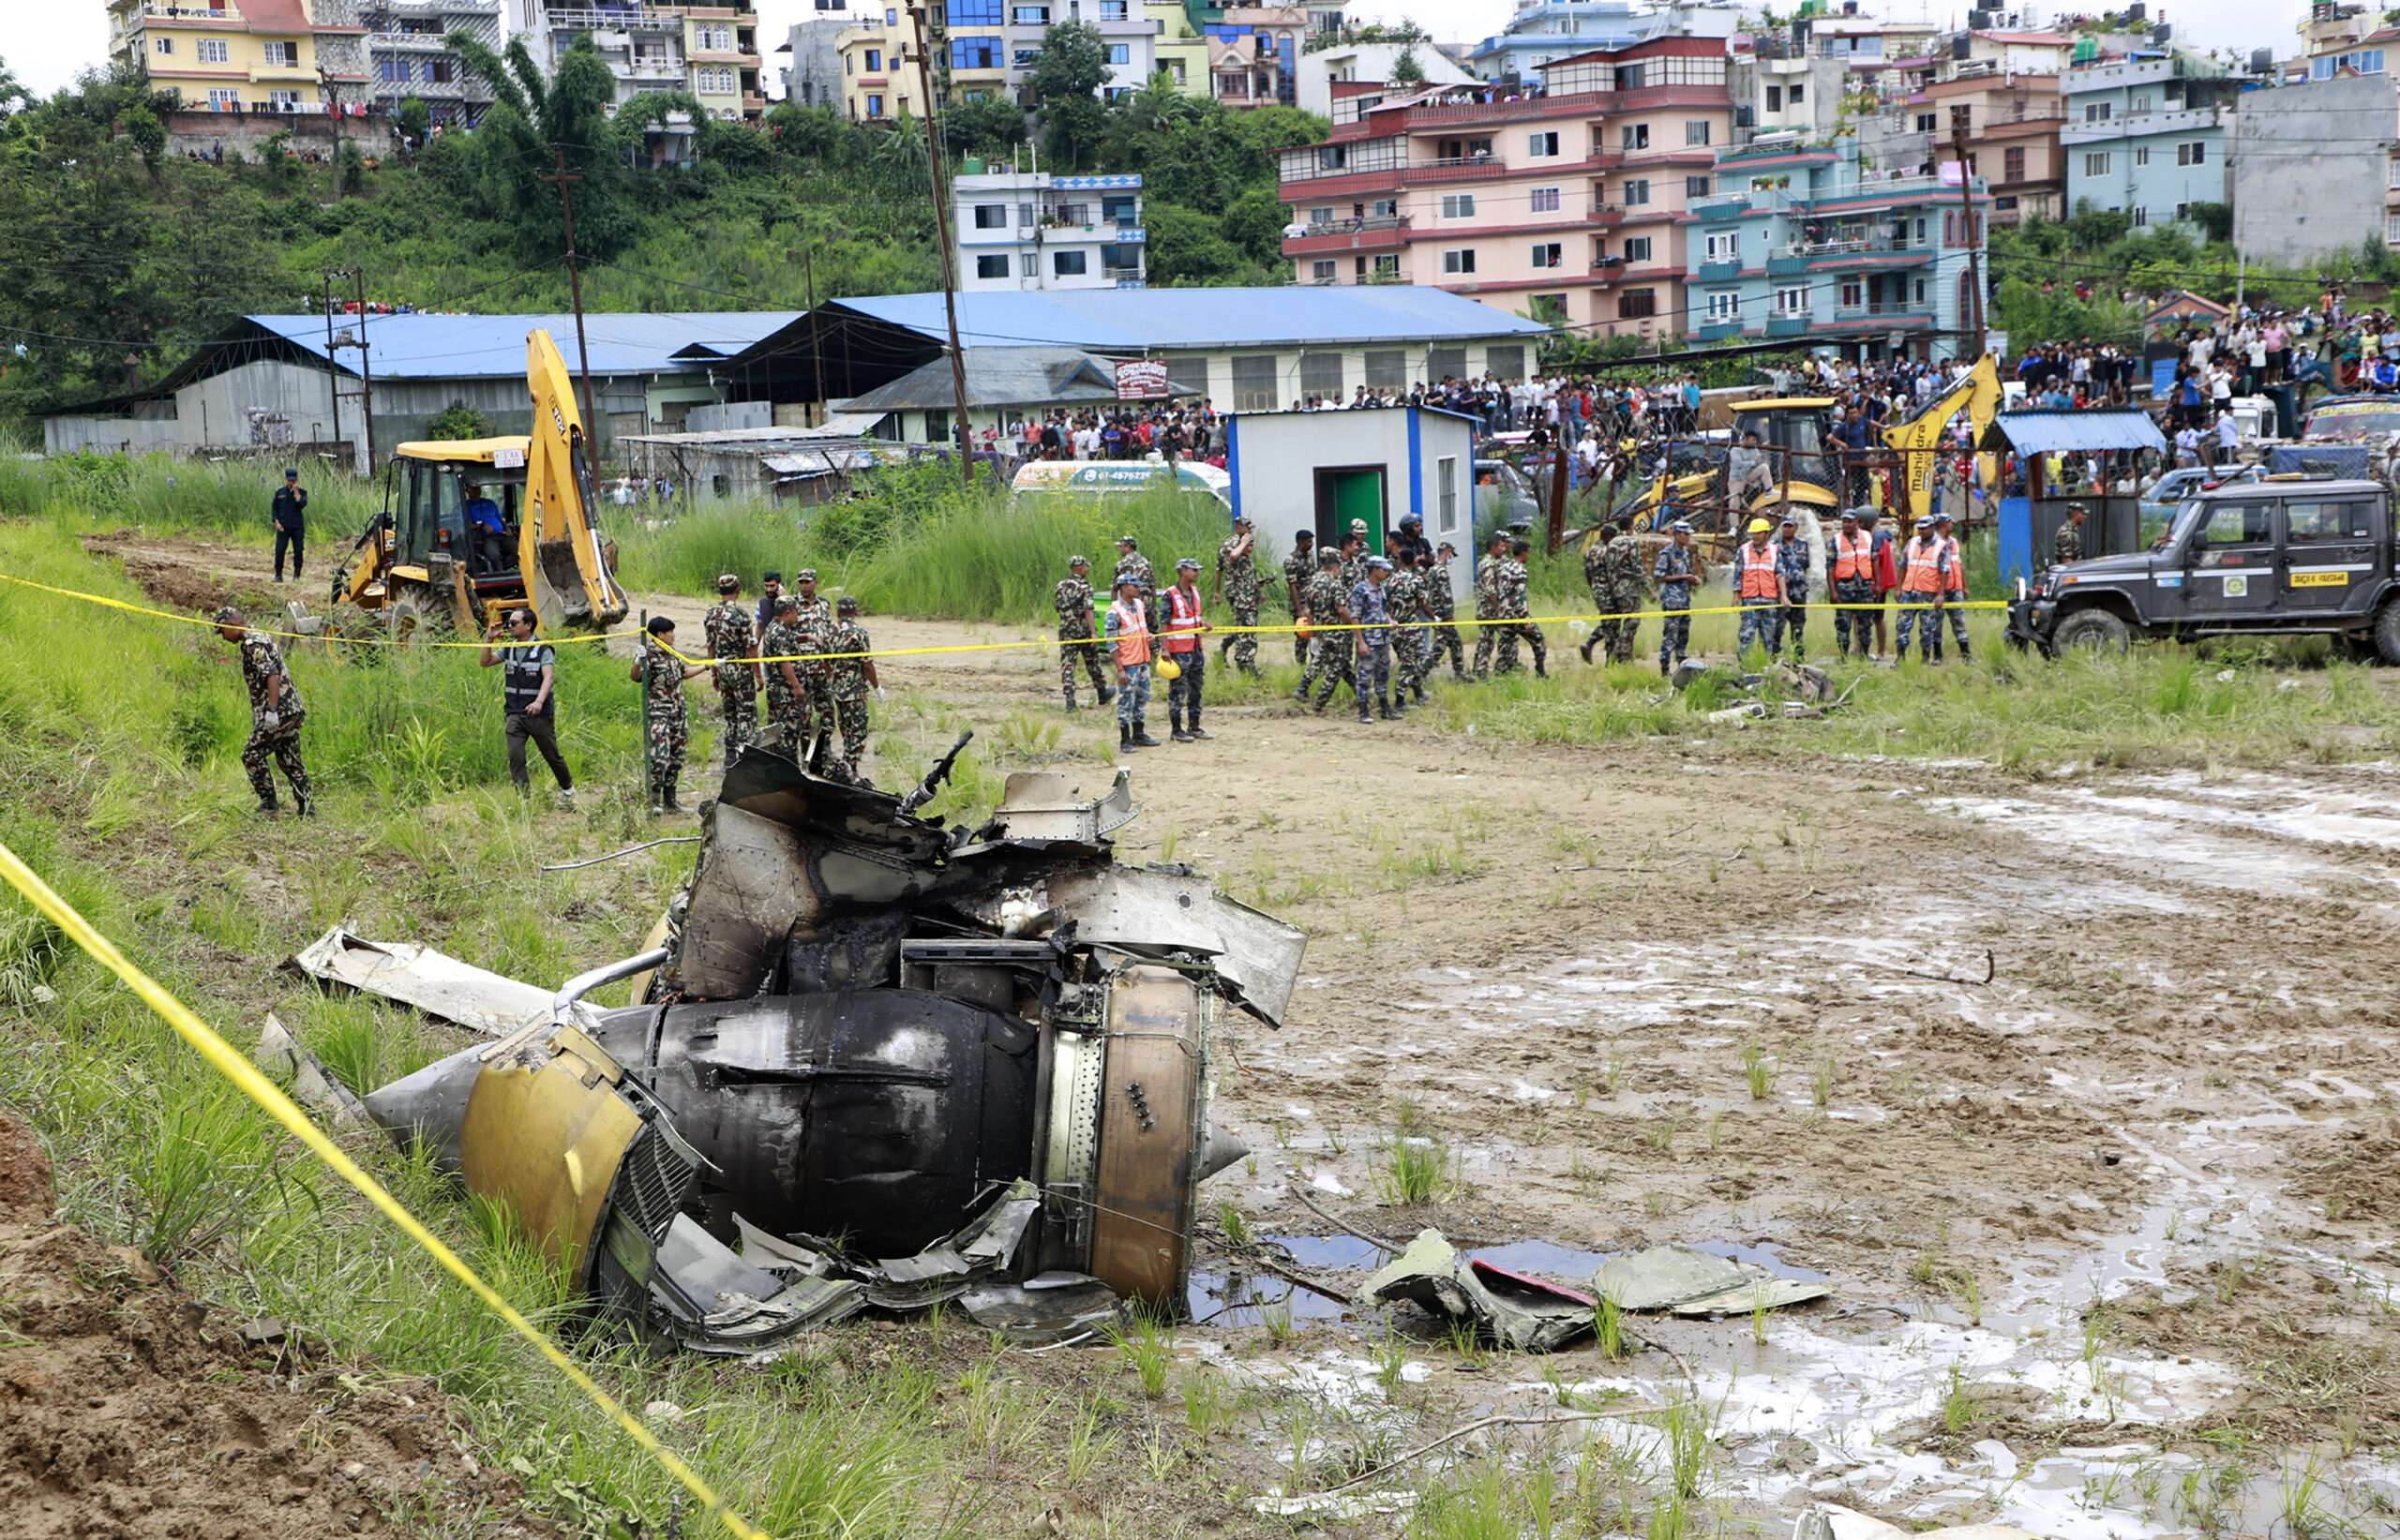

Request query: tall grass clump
[{"left": 2, "top": 449, "right": 383, "bottom": 541}]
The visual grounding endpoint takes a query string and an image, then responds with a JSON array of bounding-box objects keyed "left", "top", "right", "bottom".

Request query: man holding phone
[{"left": 481, "top": 607, "right": 574, "bottom": 798}]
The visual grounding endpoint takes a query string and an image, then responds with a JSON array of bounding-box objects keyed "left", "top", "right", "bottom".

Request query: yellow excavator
[
  {"left": 1882, "top": 354, "right": 2002, "bottom": 530},
  {"left": 330, "top": 330, "right": 630, "bottom": 636}
]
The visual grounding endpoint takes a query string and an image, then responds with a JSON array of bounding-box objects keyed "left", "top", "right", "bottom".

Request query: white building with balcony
[
  {"left": 513, "top": 2, "right": 766, "bottom": 118},
  {"left": 2060, "top": 53, "right": 2235, "bottom": 232},
  {"left": 362, "top": 0, "right": 502, "bottom": 121},
  {"left": 954, "top": 168, "right": 1146, "bottom": 292}
]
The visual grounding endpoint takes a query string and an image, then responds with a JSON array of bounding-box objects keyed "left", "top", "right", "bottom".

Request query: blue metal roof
[
  {"left": 832, "top": 287, "right": 1551, "bottom": 351},
  {"left": 1988, "top": 409, "right": 2168, "bottom": 455},
  {"left": 246, "top": 310, "right": 803, "bottom": 380}
]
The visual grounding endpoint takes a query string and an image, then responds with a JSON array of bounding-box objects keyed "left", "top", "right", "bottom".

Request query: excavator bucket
[
  {"left": 521, "top": 330, "right": 631, "bottom": 635},
  {"left": 1884, "top": 355, "right": 2000, "bottom": 527}
]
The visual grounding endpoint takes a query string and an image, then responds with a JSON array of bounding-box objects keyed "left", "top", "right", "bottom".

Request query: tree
[
  {"left": 1390, "top": 46, "right": 1425, "bottom": 85},
  {"left": 1143, "top": 201, "right": 1248, "bottom": 285},
  {"left": 445, "top": 32, "right": 643, "bottom": 260},
  {"left": 427, "top": 398, "right": 495, "bottom": 440},
  {"left": 943, "top": 94, "right": 1028, "bottom": 158},
  {"left": 0, "top": 55, "right": 28, "bottom": 121},
  {"left": 1028, "top": 22, "right": 1113, "bottom": 168},
  {"left": 396, "top": 95, "right": 431, "bottom": 157},
  {"left": 2182, "top": 201, "right": 2232, "bottom": 245}
]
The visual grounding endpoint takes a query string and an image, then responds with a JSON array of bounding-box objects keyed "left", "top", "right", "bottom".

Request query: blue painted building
[
  {"left": 2059, "top": 54, "right": 2235, "bottom": 232},
  {"left": 1465, "top": 0, "right": 1677, "bottom": 85},
  {"left": 1683, "top": 138, "right": 1989, "bottom": 363}
]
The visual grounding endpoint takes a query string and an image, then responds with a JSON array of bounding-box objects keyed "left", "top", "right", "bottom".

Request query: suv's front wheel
[
  {"left": 2052, "top": 607, "right": 2131, "bottom": 655},
  {"left": 2374, "top": 598, "right": 2400, "bottom": 665}
]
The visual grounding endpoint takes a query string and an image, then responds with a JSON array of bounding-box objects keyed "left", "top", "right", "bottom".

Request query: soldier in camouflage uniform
[
  {"left": 1385, "top": 552, "right": 1429, "bottom": 702},
  {"left": 1113, "top": 534, "right": 1157, "bottom": 631},
  {"left": 1280, "top": 530, "right": 1316, "bottom": 667},
  {"left": 632, "top": 615, "right": 703, "bottom": 813},
  {"left": 215, "top": 606, "right": 312, "bottom": 815},
  {"left": 758, "top": 593, "right": 810, "bottom": 758},
  {"left": 1423, "top": 545, "right": 1467, "bottom": 680},
  {"left": 1492, "top": 539, "right": 1549, "bottom": 677},
  {"left": 1211, "top": 515, "right": 1263, "bottom": 676},
  {"left": 2053, "top": 502, "right": 2086, "bottom": 567},
  {"left": 1579, "top": 524, "right": 1617, "bottom": 665},
  {"left": 1298, "top": 549, "right": 1356, "bottom": 713},
  {"left": 1053, "top": 556, "right": 1114, "bottom": 710},
  {"left": 790, "top": 585, "right": 844, "bottom": 776},
  {"left": 702, "top": 574, "right": 759, "bottom": 769},
  {"left": 1585, "top": 522, "right": 1647, "bottom": 665},
  {"left": 822, "top": 596, "right": 882, "bottom": 785},
  {"left": 1470, "top": 533, "right": 1507, "bottom": 677}
]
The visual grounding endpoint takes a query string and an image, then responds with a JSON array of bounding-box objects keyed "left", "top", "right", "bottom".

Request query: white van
[{"left": 1008, "top": 460, "right": 1232, "bottom": 509}]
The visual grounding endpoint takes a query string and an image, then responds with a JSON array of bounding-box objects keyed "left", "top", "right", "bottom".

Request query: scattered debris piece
[
  {"left": 288, "top": 924, "right": 562, "bottom": 1038},
  {"left": 1362, "top": 1229, "right": 1595, "bottom": 1352},
  {"left": 1595, "top": 1242, "right": 1831, "bottom": 1316},
  {"left": 252, "top": 1012, "right": 371, "bottom": 1129}
]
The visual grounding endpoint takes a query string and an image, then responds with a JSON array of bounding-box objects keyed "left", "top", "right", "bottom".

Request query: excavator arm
[
  {"left": 1882, "top": 354, "right": 2000, "bottom": 527},
  {"left": 521, "top": 330, "right": 632, "bottom": 634}
]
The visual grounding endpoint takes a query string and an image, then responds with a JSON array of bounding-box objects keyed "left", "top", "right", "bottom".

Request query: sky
[{"left": 4, "top": 2, "right": 2311, "bottom": 99}]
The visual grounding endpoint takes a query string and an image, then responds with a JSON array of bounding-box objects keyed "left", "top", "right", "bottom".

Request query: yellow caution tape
[
  {"left": 0, "top": 565, "right": 2005, "bottom": 672},
  {"left": 0, "top": 842, "right": 774, "bottom": 1540}
]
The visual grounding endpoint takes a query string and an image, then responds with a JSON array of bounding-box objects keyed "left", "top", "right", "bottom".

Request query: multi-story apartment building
[
  {"left": 2061, "top": 53, "right": 2235, "bottom": 231},
  {"left": 842, "top": 0, "right": 1160, "bottom": 120},
  {"left": 1297, "top": 39, "right": 1478, "bottom": 118},
  {"left": 109, "top": 0, "right": 370, "bottom": 114},
  {"left": 954, "top": 167, "right": 1145, "bottom": 290},
  {"left": 1921, "top": 70, "right": 2062, "bottom": 225},
  {"left": 780, "top": 0, "right": 859, "bottom": 110},
  {"left": 1206, "top": 7, "right": 1306, "bottom": 109},
  {"left": 1684, "top": 137, "right": 1988, "bottom": 364},
  {"left": 514, "top": 3, "right": 765, "bottom": 118},
  {"left": 2230, "top": 68, "right": 2400, "bottom": 263},
  {"left": 835, "top": 18, "right": 901, "bottom": 120},
  {"left": 1275, "top": 36, "right": 1732, "bottom": 340},
  {"left": 360, "top": 0, "right": 501, "bottom": 122},
  {"left": 1464, "top": 0, "right": 1736, "bottom": 87},
  {"left": 1148, "top": 0, "right": 1210, "bottom": 97}
]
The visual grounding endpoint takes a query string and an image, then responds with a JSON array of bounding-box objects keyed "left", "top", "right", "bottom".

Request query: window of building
[
  {"left": 1307, "top": 204, "right": 1335, "bottom": 224},
  {"left": 1372, "top": 198, "right": 1397, "bottom": 217},
  {"left": 2130, "top": 94, "right": 2151, "bottom": 112},
  {"left": 1764, "top": 84, "right": 1781, "bottom": 111},
  {"left": 1054, "top": 249, "right": 1088, "bottom": 277},
  {"left": 2003, "top": 146, "right": 2025, "bottom": 182},
  {"left": 1913, "top": 277, "right": 1926, "bottom": 304},
  {"left": 199, "top": 37, "right": 229, "bottom": 63},
  {"left": 1776, "top": 286, "right": 1808, "bottom": 314},
  {"left": 1108, "top": 43, "right": 1130, "bottom": 65},
  {"left": 2084, "top": 151, "right": 2110, "bottom": 177},
  {"left": 1836, "top": 278, "right": 1861, "bottom": 308},
  {"left": 1621, "top": 123, "right": 1649, "bottom": 150},
  {"left": 1531, "top": 242, "right": 1563, "bottom": 268},
  {"left": 1789, "top": 82, "right": 1804, "bottom": 103},
  {"left": 1101, "top": 0, "right": 1127, "bottom": 15},
  {"left": 1528, "top": 292, "right": 1568, "bottom": 319},
  {"left": 1012, "top": 47, "right": 1038, "bottom": 65},
  {"left": 1312, "top": 259, "right": 1337, "bottom": 281},
  {"left": 1300, "top": 351, "right": 1343, "bottom": 395},
  {"left": 1914, "top": 112, "right": 1937, "bottom": 132},
  {"left": 1685, "top": 120, "right": 1711, "bottom": 146},
  {"left": 1612, "top": 63, "right": 1646, "bottom": 90},
  {"left": 1230, "top": 354, "right": 1279, "bottom": 411},
  {"left": 1436, "top": 456, "right": 1457, "bottom": 533},
  {"left": 154, "top": 36, "right": 173, "bottom": 55},
  {"left": 1529, "top": 186, "right": 1560, "bottom": 213},
  {"left": 268, "top": 89, "right": 301, "bottom": 111},
  {"left": 2083, "top": 101, "right": 2110, "bottom": 122},
  {"left": 1012, "top": 4, "right": 1048, "bottom": 19},
  {"left": 865, "top": 93, "right": 885, "bottom": 115},
  {"left": 1440, "top": 193, "right": 1476, "bottom": 218},
  {"left": 207, "top": 87, "right": 240, "bottom": 109},
  {"left": 951, "top": 36, "right": 1000, "bottom": 69},
  {"left": 1364, "top": 349, "right": 1406, "bottom": 391},
  {"left": 379, "top": 55, "right": 411, "bottom": 82},
  {"left": 973, "top": 203, "right": 1009, "bottom": 229},
  {"left": 1703, "top": 231, "right": 1738, "bottom": 261},
  {"left": 1622, "top": 235, "right": 1651, "bottom": 263},
  {"left": 2388, "top": 211, "right": 2400, "bottom": 244},
  {"left": 262, "top": 40, "right": 298, "bottom": 67},
  {"left": 2314, "top": 47, "right": 2387, "bottom": 78},
  {"left": 2178, "top": 140, "right": 2207, "bottom": 166},
  {"left": 953, "top": 0, "right": 1003, "bottom": 20},
  {"left": 1487, "top": 345, "right": 1524, "bottom": 381},
  {"left": 1316, "top": 144, "right": 1347, "bottom": 171},
  {"left": 1427, "top": 346, "right": 1466, "bottom": 380},
  {"left": 698, "top": 23, "right": 735, "bottom": 49},
  {"left": 977, "top": 253, "right": 1011, "bottom": 278},
  {"left": 1622, "top": 178, "right": 1650, "bottom": 205},
  {"left": 1950, "top": 104, "right": 1971, "bottom": 127},
  {"left": 887, "top": 7, "right": 898, "bottom": 21},
  {"left": 1618, "top": 288, "right": 1657, "bottom": 319},
  {"left": 703, "top": 66, "right": 739, "bottom": 93},
  {"left": 1705, "top": 292, "right": 1739, "bottom": 320},
  {"left": 1528, "top": 130, "right": 1559, "bottom": 157},
  {"left": 1687, "top": 174, "right": 1710, "bottom": 198},
  {"left": 1372, "top": 253, "right": 1399, "bottom": 276},
  {"left": 1442, "top": 248, "right": 1477, "bottom": 274},
  {"left": 428, "top": 58, "right": 454, "bottom": 83}
]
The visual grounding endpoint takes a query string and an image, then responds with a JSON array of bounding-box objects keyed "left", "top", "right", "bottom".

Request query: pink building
[{"left": 1276, "top": 37, "right": 1734, "bottom": 344}]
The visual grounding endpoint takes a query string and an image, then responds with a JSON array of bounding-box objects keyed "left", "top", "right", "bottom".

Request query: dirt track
[{"left": 80, "top": 529, "right": 2400, "bottom": 1534}]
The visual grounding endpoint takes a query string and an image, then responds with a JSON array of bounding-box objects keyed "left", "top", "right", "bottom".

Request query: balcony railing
[
  {"left": 1106, "top": 266, "right": 1146, "bottom": 287},
  {"left": 1779, "top": 236, "right": 1925, "bottom": 259},
  {"left": 1587, "top": 201, "right": 1624, "bottom": 221},
  {"left": 129, "top": 1, "right": 243, "bottom": 18},
  {"left": 1832, "top": 301, "right": 1926, "bottom": 320},
  {"left": 1302, "top": 215, "right": 1407, "bottom": 237}
]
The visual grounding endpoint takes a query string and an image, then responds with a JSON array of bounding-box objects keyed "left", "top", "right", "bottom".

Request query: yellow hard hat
[
  {"left": 1154, "top": 656, "right": 1182, "bottom": 680},
  {"left": 1748, "top": 518, "right": 1773, "bottom": 533}
]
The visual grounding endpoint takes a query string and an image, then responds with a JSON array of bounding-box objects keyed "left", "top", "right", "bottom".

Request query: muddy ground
[{"left": 77, "top": 531, "right": 2400, "bottom": 1537}]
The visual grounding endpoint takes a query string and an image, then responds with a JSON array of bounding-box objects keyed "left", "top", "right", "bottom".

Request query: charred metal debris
[{"left": 304, "top": 737, "right": 1306, "bottom": 1355}]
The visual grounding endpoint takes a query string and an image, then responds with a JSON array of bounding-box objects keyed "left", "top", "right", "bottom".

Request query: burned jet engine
[{"left": 363, "top": 739, "right": 1303, "bottom": 1350}]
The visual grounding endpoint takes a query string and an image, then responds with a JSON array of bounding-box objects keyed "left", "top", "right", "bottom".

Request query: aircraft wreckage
[{"left": 311, "top": 739, "right": 1305, "bottom": 1353}]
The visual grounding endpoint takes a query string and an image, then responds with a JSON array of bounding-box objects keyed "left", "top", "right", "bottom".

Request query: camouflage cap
[
  {"left": 211, "top": 605, "right": 246, "bottom": 625},
  {"left": 773, "top": 593, "right": 800, "bottom": 612},
  {"left": 837, "top": 595, "right": 860, "bottom": 614},
  {"left": 1177, "top": 557, "right": 1200, "bottom": 571},
  {"left": 716, "top": 573, "right": 741, "bottom": 590},
  {"left": 1317, "top": 548, "right": 1341, "bottom": 566},
  {"left": 795, "top": 568, "right": 819, "bottom": 582},
  {"left": 1069, "top": 554, "right": 1090, "bottom": 567}
]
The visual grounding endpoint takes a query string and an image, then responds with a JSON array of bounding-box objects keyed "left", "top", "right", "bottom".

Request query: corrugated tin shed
[
  {"left": 822, "top": 285, "right": 1551, "bottom": 351},
  {"left": 836, "top": 348, "right": 1124, "bottom": 413},
  {"left": 242, "top": 311, "right": 803, "bottom": 380},
  {"left": 1983, "top": 410, "right": 2168, "bottom": 456}
]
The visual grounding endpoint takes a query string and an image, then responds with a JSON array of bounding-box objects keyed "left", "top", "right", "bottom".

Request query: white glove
[
  {"left": 262, "top": 711, "right": 280, "bottom": 729},
  {"left": 875, "top": 687, "right": 888, "bottom": 702}
]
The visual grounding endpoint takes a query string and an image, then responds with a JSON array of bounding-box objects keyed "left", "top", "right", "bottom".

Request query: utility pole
[
  {"left": 352, "top": 267, "right": 376, "bottom": 471},
  {"left": 323, "top": 266, "right": 375, "bottom": 473},
  {"left": 320, "top": 68, "right": 342, "bottom": 204},
  {"left": 1949, "top": 125, "right": 1986, "bottom": 361},
  {"left": 907, "top": 3, "right": 977, "bottom": 488},
  {"left": 322, "top": 269, "right": 345, "bottom": 456},
  {"left": 540, "top": 145, "right": 602, "bottom": 439},
  {"left": 805, "top": 248, "right": 828, "bottom": 428}
]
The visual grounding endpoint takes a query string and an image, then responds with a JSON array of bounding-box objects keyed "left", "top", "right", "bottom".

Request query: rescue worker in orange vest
[
  {"left": 1936, "top": 511, "right": 1974, "bottom": 663},
  {"left": 1162, "top": 557, "right": 1214, "bottom": 742},
  {"left": 1734, "top": 517, "right": 1787, "bottom": 659},
  {"left": 1104, "top": 575, "right": 1162, "bottom": 751},
  {"left": 1828, "top": 508, "right": 1879, "bottom": 660},
  {"left": 1895, "top": 511, "right": 1955, "bottom": 664}
]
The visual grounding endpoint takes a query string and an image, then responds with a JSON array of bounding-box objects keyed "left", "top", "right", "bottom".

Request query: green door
[{"left": 1315, "top": 467, "right": 1388, "bottom": 553}]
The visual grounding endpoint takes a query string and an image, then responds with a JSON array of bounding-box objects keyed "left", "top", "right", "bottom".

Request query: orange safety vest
[
  {"left": 1162, "top": 584, "right": 1205, "bottom": 652},
  {"left": 1941, "top": 536, "right": 1966, "bottom": 593},
  {"left": 1900, "top": 536, "right": 1948, "bottom": 595},
  {"left": 1831, "top": 530, "right": 1875, "bottom": 581},
  {"left": 1737, "top": 542, "right": 1781, "bottom": 601},
  {"left": 1109, "top": 599, "right": 1153, "bottom": 665}
]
